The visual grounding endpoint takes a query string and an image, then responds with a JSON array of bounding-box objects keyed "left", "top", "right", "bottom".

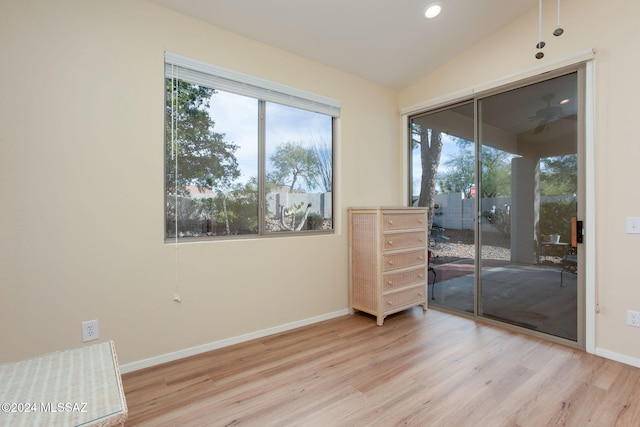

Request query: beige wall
[
  {"left": 0, "top": 0, "right": 400, "bottom": 366},
  {"left": 2, "top": 0, "right": 639, "bottom": 370},
  {"left": 400, "top": 0, "right": 640, "bottom": 363}
]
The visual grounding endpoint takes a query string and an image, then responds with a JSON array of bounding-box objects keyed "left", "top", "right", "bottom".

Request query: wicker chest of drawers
[{"left": 348, "top": 207, "right": 428, "bottom": 325}]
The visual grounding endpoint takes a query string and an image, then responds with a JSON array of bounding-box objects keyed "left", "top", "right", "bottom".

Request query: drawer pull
[
  {"left": 387, "top": 240, "right": 393, "bottom": 245},
  {"left": 387, "top": 300, "right": 393, "bottom": 305},
  {"left": 418, "top": 274, "right": 424, "bottom": 279},
  {"left": 388, "top": 220, "right": 393, "bottom": 225},
  {"left": 418, "top": 256, "right": 424, "bottom": 260},
  {"left": 388, "top": 261, "right": 394, "bottom": 266},
  {"left": 418, "top": 238, "right": 424, "bottom": 243},
  {"left": 387, "top": 280, "right": 393, "bottom": 285}
]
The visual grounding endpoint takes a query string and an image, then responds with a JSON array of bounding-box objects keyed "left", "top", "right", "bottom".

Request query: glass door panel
[
  {"left": 478, "top": 72, "right": 580, "bottom": 342},
  {"left": 410, "top": 102, "right": 475, "bottom": 314}
]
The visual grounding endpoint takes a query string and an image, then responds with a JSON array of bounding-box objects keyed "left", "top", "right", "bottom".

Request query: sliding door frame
[
  {"left": 473, "top": 66, "right": 585, "bottom": 349},
  {"left": 402, "top": 52, "right": 596, "bottom": 353}
]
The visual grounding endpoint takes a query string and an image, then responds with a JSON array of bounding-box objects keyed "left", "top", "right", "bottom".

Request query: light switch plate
[{"left": 626, "top": 217, "right": 640, "bottom": 234}]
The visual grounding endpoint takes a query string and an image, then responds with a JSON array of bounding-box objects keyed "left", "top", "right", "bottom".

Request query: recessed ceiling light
[{"left": 424, "top": 3, "right": 442, "bottom": 19}]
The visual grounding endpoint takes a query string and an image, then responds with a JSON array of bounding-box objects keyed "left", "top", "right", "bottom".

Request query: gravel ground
[{"left": 430, "top": 229, "right": 512, "bottom": 265}]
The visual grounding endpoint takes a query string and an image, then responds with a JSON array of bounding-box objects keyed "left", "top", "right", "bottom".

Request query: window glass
[
  {"left": 265, "top": 103, "right": 333, "bottom": 232},
  {"left": 165, "top": 74, "right": 334, "bottom": 241}
]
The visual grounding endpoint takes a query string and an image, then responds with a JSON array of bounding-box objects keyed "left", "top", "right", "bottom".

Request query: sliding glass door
[
  {"left": 478, "top": 72, "right": 582, "bottom": 342},
  {"left": 410, "top": 102, "right": 475, "bottom": 313},
  {"left": 409, "top": 68, "right": 584, "bottom": 346}
]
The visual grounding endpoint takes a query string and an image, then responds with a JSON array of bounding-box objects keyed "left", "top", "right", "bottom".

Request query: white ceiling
[
  {"left": 149, "top": 0, "right": 539, "bottom": 89},
  {"left": 149, "top": 0, "right": 577, "bottom": 148}
]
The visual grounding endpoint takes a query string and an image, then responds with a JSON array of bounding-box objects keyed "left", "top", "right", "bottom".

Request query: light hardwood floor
[{"left": 122, "top": 308, "right": 640, "bottom": 426}]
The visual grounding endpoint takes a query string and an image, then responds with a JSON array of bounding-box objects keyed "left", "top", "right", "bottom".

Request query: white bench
[{"left": 0, "top": 341, "right": 127, "bottom": 426}]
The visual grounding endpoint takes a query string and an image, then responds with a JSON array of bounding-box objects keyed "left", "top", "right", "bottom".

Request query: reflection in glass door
[
  {"left": 478, "top": 72, "right": 582, "bottom": 342},
  {"left": 410, "top": 102, "right": 475, "bottom": 314}
]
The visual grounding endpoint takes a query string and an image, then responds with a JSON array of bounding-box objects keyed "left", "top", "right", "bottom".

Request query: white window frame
[{"left": 164, "top": 53, "right": 340, "bottom": 241}]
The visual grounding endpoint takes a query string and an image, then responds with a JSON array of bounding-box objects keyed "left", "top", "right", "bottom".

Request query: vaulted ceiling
[
  {"left": 149, "top": 0, "right": 539, "bottom": 90},
  {"left": 150, "top": 0, "right": 578, "bottom": 146}
]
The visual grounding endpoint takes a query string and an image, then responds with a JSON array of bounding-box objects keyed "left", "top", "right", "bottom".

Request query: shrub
[{"left": 539, "top": 200, "right": 576, "bottom": 242}]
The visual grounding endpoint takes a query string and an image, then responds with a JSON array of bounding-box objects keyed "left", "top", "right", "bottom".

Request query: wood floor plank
[{"left": 122, "top": 308, "right": 640, "bottom": 426}]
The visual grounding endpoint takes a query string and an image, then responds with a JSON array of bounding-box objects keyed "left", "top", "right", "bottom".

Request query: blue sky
[
  {"left": 411, "top": 132, "right": 472, "bottom": 196},
  {"left": 209, "top": 90, "right": 332, "bottom": 188}
]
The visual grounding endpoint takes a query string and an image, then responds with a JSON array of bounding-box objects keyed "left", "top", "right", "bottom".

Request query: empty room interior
[{"left": 3, "top": 0, "right": 640, "bottom": 425}]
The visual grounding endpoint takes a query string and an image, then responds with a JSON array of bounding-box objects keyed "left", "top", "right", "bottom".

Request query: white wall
[
  {"left": 400, "top": 0, "right": 640, "bottom": 363},
  {"left": 0, "top": 0, "right": 400, "bottom": 366}
]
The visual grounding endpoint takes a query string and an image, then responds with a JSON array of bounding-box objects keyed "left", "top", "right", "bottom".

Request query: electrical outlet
[
  {"left": 627, "top": 310, "right": 640, "bottom": 327},
  {"left": 82, "top": 319, "right": 99, "bottom": 342}
]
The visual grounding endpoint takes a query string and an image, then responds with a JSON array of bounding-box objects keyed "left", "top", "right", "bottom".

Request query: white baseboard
[
  {"left": 595, "top": 347, "right": 640, "bottom": 368},
  {"left": 119, "top": 309, "right": 349, "bottom": 374}
]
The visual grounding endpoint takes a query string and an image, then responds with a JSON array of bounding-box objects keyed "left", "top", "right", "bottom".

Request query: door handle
[
  {"left": 576, "top": 220, "right": 584, "bottom": 244},
  {"left": 572, "top": 217, "right": 584, "bottom": 245}
]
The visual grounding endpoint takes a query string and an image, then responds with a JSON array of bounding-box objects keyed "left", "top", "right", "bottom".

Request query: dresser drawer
[
  {"left": 382, "top": 212, "right": 426, "bottom": 231},
  {"left": 383, "top": 230, "right": 427, "bottom": 251},
  {"left": 383, "top": 286, "right": 426, "bottom": 313},
  {"left": 383, "top": 267, "right": 426, "bottom": 292},
  {"left": 349, "top": 207, "right": 428, "bottom": 325},
  {"left": 382, "top": 250, "right": 426, "bottom": 272}
]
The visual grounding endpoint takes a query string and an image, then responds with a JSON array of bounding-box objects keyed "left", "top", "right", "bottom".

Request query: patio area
[{"left": 428, "top": 229, "right": 578, "bottom": 342}]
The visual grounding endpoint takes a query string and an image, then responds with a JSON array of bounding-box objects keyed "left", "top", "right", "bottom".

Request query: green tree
[
  {"left": 540, "top": 154, "right": 577, "bottom": 196},
  {"left": 165, "top": 79, "right": 240, "bottom": 197},
  {"left": 435, "top": 140, "right": 512, "bottom": 198},
  {"left": 480, "top": 146, "right": 512, "bottom": 198},
  {"left": 311, "top": 138, "right": 332, "bottom": 193},
  {"left": 165, "top": 79, "right": 241, "bottom": 236},
  {"left": 438, "top": 139, "right": 474, "bottom": 196},
  {"left": 220, "top": 179, "right": 259, "bottom": 234},
  {"left": 540, "top": 200, "right": 576, "bottom": 241},
  {"left": 268, "top": 141, "right": 320, "bottom": 193}
]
